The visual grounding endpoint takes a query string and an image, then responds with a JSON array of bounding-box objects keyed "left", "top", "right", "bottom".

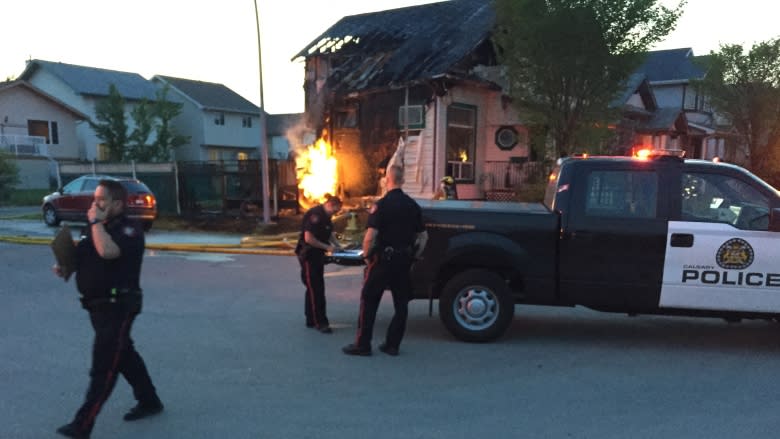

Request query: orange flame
[{"left": 295, "top": 138, "right": 338, "bottom": 209}]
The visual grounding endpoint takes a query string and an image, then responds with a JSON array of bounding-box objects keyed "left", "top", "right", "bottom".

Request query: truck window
[
  {"left": 584, "top": 170, "right": 657, "bottom": 219},
  {"left": 681, "top": 172, "right": 770, "bottom": 230}
]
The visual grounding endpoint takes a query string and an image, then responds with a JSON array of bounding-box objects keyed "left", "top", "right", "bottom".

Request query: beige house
[{"left": 0, "top": 80, "right": 88, "bottom": 188}]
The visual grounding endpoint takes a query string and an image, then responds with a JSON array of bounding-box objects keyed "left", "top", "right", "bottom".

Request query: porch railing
[
  {"left": 482, "top": 160, "right": 550, "bottom": 190},
  {"left": 0, "top": 134, "right": 48, "bottom": 157}
]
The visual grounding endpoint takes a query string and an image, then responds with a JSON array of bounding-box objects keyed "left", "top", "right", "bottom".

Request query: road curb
[{"left": 0, "top": 235, "right": 296, "bottom": 256}]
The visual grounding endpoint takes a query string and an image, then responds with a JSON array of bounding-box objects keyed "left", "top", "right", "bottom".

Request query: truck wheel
[{"left": 439, "top": 269, "right": 514, "bottom": 342}]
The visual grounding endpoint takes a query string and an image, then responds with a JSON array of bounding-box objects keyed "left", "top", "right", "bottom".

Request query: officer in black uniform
[
  {"left": 295, "top": 195, "right": 343, "bottom": 333},
  {"left": 54, "top": 179, "right": 162, "bottom": 439},
  {"left": 343, "top": 165, "right": 428, "bottom": 356}
]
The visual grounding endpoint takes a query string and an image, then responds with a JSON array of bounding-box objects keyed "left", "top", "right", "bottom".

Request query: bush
[
  {"left": 0, "top": 152, "right": 20, "bottom": 203},
  {"left": 7, "top": 188, "right": 50, "bottom": 206}
]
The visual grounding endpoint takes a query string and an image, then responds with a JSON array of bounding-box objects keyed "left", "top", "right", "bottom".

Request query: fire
[
  {"left": 459, "top": 150, "right": 468, "bottom": 162},
  {"left": 295, "top": 138, "right": 338, "bottom": 209}
]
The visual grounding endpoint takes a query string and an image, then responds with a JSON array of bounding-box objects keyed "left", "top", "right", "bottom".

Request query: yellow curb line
[{"left": 0, "top": 235, "right": 295, "bottom": 255}]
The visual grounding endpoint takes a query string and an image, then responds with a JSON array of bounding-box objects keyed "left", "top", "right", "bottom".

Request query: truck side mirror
[{"left": 770, "top": 208, "right": 780, "bottom": 232}]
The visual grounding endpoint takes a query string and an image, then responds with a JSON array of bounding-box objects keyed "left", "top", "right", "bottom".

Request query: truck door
[
  {"left": 660, "top": 169, "right": 780, "bottom": 313},
  {"left": 559, "top": 163, "right": 670, "bottom": 310}
]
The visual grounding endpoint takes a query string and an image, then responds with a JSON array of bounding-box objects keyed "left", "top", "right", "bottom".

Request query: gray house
[{"left": 635, "top": 48, "right": 728, "bottom": 159}]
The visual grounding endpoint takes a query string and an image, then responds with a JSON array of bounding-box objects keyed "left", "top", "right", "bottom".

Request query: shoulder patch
[
  {"left": 368, "top": 204, "right": 378, "bottom": 214},
  {"left": 310, "top": 214, "right": 320, "bottom": 224},
  {"left": 123, "top": 226, "right": 137, "bottom": 237}
]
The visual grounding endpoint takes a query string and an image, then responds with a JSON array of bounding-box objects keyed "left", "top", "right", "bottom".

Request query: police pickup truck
[{"left": 398, "top": 152, "right": 780, "bottom": 342}]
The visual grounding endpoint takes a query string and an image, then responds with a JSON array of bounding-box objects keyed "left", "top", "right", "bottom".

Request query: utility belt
[
  {"left": 80, "top": 288, "right": 143, "bottom": 313},
  {"left": 379, "top": 246, "right": 413, "bottom": 262}
]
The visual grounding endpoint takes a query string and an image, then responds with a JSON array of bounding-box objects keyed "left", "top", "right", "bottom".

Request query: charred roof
[{"left": 294, "top": 0, "right": 495, "bottom": 92}]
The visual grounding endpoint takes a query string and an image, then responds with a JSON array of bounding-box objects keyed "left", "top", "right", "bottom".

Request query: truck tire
[{"left": 439, "top": 269, "right": 514, "bottom": 342}]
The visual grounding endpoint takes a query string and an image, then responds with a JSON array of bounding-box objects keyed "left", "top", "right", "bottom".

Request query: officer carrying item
[
  {"left": 295, "top": 194, "right": 343, "bottom": 333},
  {"left": 53, "top": 179, "right": 163, "bottom": 439},
  {"left": 342, "top": 165, "right": 428, "bottom": 356},
  {"left": 433, "top": 176, "right": 458, "bottom": 200}
]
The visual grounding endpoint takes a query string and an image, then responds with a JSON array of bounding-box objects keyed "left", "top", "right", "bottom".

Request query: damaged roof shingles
[{"left": 294, "top": 0, "right": 494, "bottom": 92}]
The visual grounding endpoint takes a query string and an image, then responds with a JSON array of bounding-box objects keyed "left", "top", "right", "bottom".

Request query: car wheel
[
  {"left": 43, "top": 205, "right": 61, "bottom": 226},
  {"left": 439, "top": 269, "right": 514, "bottom": 342},
  {"left": 142, "top": 221, "right": 153, "bottom": 232}
]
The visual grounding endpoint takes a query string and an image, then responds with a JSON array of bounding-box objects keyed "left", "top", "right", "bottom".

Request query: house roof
[
  {"left": 0, "top": 80, "right": 89, "bottom": 120},
  {"left": 634, "top": 48, "right": 707, "bottom": 84},
  {"left": 637, "top": 107, "right": 687, "bottom": 132},
  {"left": 612, "top": 73, "right": 657, "bottom": 111},
  {"left": 19, "top": 60, "right": 158, "bottom": 101},
  {"left": 294, "top": 0, "right": 494, "bottom": 92},
  {"left": 153, "top": 75, "right": 260, "bottom": 115}
]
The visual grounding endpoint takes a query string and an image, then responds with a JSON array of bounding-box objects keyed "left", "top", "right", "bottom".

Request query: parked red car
[{"left": 42, "top": 175, "right": 157, "bottom": 230}]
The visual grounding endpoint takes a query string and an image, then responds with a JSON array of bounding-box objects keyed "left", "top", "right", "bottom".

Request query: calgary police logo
[{"left": 716, "top": 238, "right": 754, "bottom": 270}]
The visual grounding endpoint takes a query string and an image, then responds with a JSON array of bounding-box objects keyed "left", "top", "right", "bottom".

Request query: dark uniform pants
[
  {"left": 72, "top": 304, "right": 158, "bottom": 434},
  {"left": 354, "top": 254, "right": 413, "bottom": 350},
  {"left": 299, "top": 253, "right": 329, "bottom": 328}
]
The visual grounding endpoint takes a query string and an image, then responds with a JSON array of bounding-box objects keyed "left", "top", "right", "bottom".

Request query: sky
[{"left": 2, "top": 0, "right": 778, "bottom": 115}]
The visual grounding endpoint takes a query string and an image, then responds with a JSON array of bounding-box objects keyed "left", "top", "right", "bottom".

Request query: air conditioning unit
[{"left": 398, "top": 105, "right": 424, "bottom": 129}]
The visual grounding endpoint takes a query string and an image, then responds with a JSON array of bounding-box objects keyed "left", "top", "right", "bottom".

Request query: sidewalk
[{"left": 0, "top": 207, "right": 295, "bottom": 254}]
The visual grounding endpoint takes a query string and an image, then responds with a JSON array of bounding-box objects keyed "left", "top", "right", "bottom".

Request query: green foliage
[
  {"left": 493, "top": 0, "right": 684, "bottom": 158},
  {"left": 90, "top": 84, "right": 189, "bottom": 163},
  {"left": 127, "top": 99, "right": 155, "bottom": 161},
  {"left": 151, "top": 85, "right": 190, "bottom": 160},
  {"left": 89, "top": 84, "right": 128, "bottom": 161},
  {"left": 0, "top": 152, "right": 20, "bottom": 202},
  {"left": 694, "top": 38, "right": 780, "bottom": 183},
  {"left": 5, "top": 188, "right": 49, "bottom": 206}
]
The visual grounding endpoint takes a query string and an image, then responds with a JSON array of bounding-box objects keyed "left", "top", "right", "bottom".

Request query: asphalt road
[{"left": 3, "top": 243, "right": 780, "bottom": 439}]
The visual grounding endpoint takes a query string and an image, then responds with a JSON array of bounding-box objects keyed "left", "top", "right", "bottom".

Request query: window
[
  {"left": 398, "top": 105, "right": 424, "bottom": 129},
  {"left": 681, "top": 172, "right": 770, "bottom": 230},
  {"left": 585, "top": 170, "right": 658, "bottom": 219},
  {"left": 446, "top": 104, "right": 476, "bottom": 181},
  {"left": 27, "top": 120, "right": 50, "bottom": 143},
  {"left": 51, "top": 121, "right": 59, "bottom": 144},
  {"left": 214, "top": 113, "right": 225, "bottom": 126},
  {"left": 335, "top": 107, "right": 358, "bottom": 128},
  {"left": 242, "top": 116, "right": 252, "bottom": 128}
]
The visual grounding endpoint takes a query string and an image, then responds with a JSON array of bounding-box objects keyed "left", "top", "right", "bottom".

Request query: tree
[
  {"left": 493, "top": 0, "right": 684, "bottom": 157},
  {"left": 0, "top": 151, "right": 20, "bottom": 202},
  {"left": 694, "top": 38, "right": 780, "bottom": 186},
  {"left": 89, "top": 84, "right": 128, "bottom": 161},
  {"left": 150, "top": 85, "right": 189, "bottom": 161},
  {"left": 91, "top": 84, "right": 189, "bottom": 163},
  {"left": 127, "top": 99, "right": 155, "bottom": 161}
]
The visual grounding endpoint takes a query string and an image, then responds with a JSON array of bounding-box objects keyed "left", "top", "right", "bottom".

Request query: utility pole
[{"left": 254, "top": 0, "right": 271, "bottom": 224}]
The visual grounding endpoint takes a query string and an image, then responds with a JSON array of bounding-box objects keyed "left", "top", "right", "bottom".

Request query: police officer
[
  {"left": 342, "top": 165, "right": 428, "bottom": 356},
  {"left": 54, "top": 179, "right": 162, "bottom": 439},
  {"left": 295, "top": 194, "right": 343, "bottom": 333}
]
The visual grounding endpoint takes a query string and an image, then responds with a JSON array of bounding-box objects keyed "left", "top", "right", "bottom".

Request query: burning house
[{"left": 292, "top": 0, "right": 531, "bottom": 201}]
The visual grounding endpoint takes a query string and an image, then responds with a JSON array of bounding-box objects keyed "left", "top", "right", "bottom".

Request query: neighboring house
[
  {"left": 0, "top": 80, "right": 89, "bottom": 188},
  {"left": 635, "top": 48, "right": 729, "bottom": 160},
  {"left": 152, "top": 76, "right": 304, "bottom": 162},
  {"left": 19, "top": 60, "right": 160, "bottom": 162},
  {"left": 611, "top": 73, "right": 689, "bottom": 155},
  {"left": 151, "top": 75, "right": 271, "bottom": 161}
]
